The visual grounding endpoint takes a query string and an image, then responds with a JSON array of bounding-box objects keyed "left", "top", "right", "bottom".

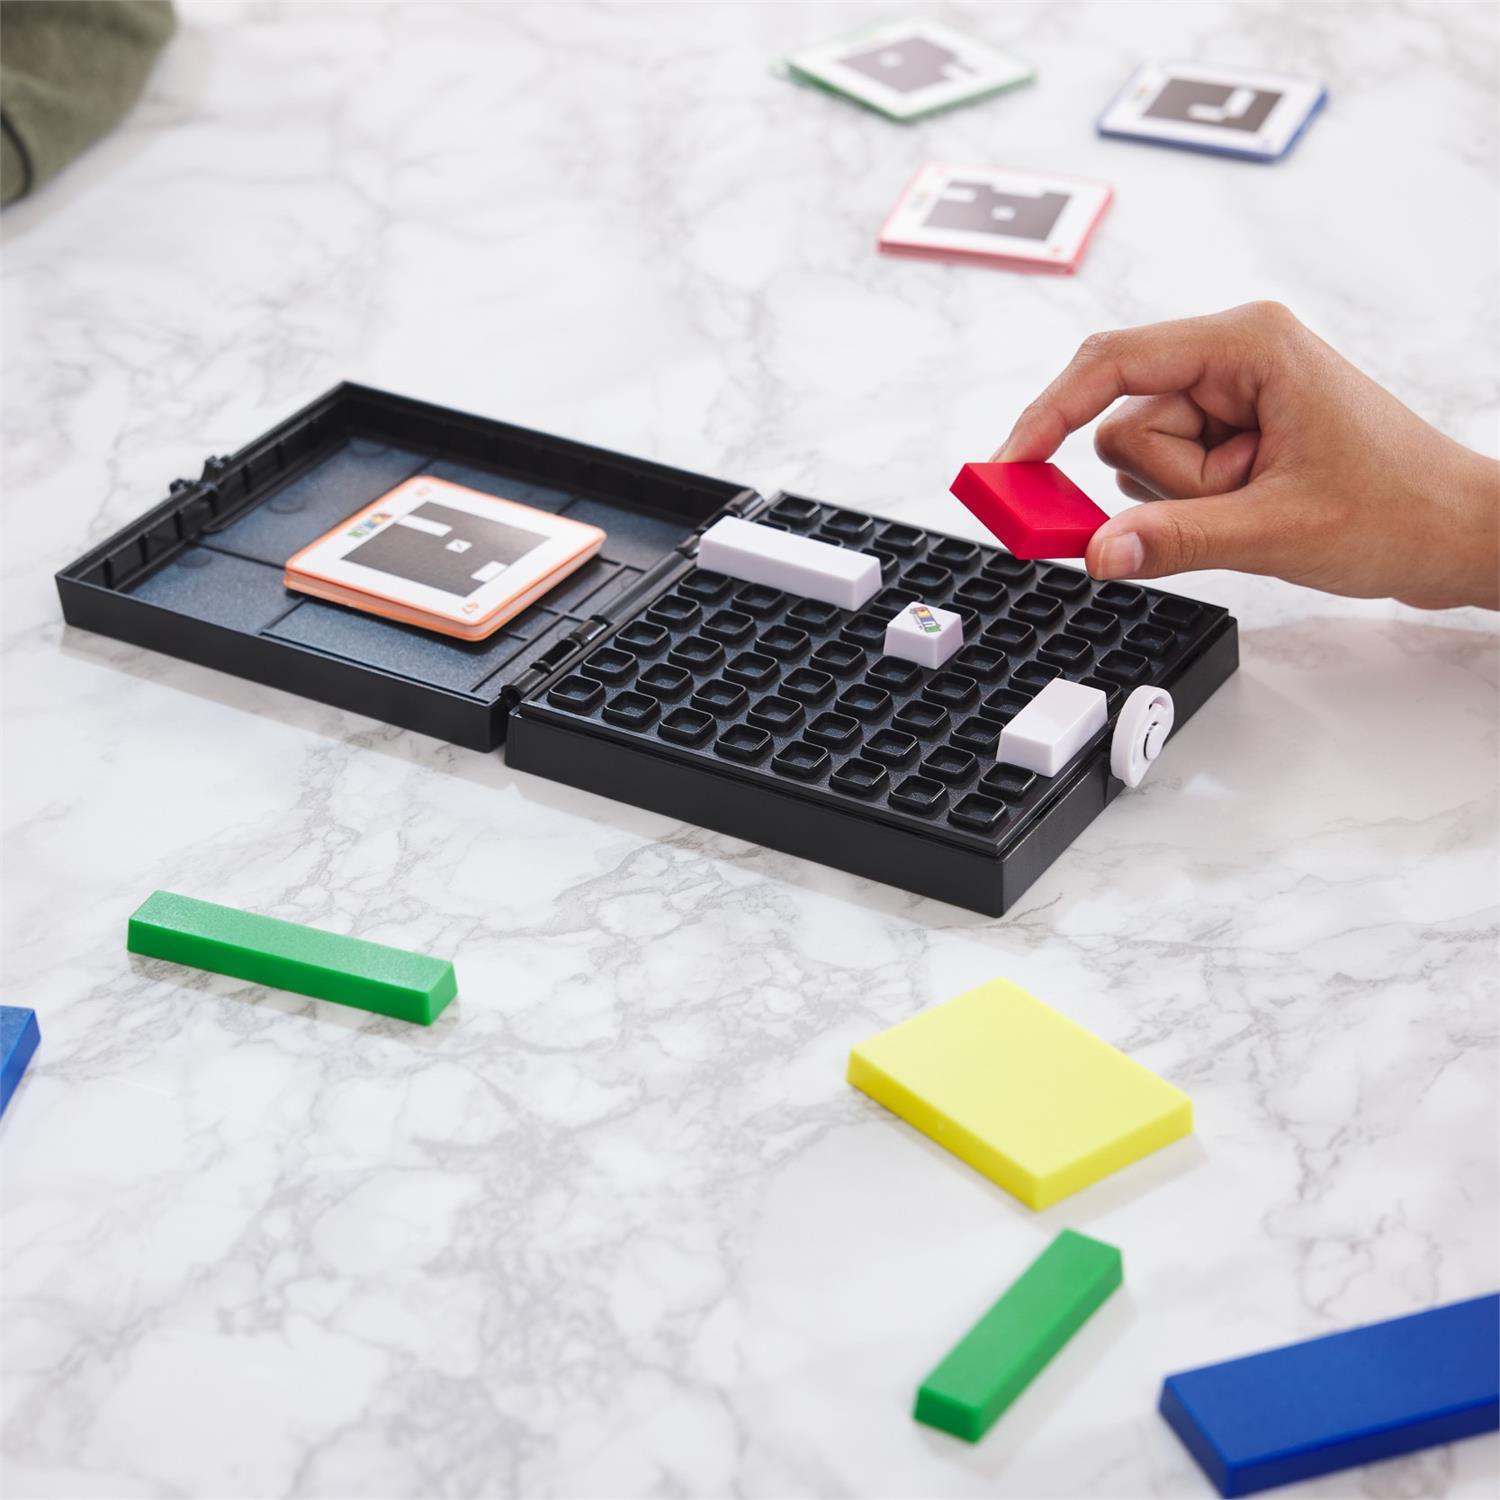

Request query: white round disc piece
[{"left": 1111, "top": 686, "right": 1175, "bottom": 788}]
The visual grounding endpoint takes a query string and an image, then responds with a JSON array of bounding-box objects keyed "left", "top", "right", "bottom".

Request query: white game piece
[
  {"left": 883, "top": 600, "right": 963, "bottom": 669},
  {"left": 1110, "top": 685, "right": 1175, "bottom": 788},
  {"left": 998, "top": 678, "right": 1109, "bottom": 777},
  {"left": 697, "top": 517, "right": 880, "bottom": 610}
]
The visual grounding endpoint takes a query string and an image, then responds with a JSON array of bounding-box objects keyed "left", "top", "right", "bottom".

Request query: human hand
[{"left": 995, "top": 302, "right": 1499, "bottom": 610}]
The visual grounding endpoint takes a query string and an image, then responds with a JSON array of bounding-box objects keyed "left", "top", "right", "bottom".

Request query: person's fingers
[
  {"left": 1113, "top": 391, "right": 1205, "bottom": 436},
  {"left": 993, "top": 305, "right": 1276, "bottom": 462},
  {"left": 1115, "top": 473, "right": 1160, "bottom": 502},
  {"left": 993, "top": 320, "right": 1217, "bottom": 462},
  {"left": 1096, "top": 397, "right": 1261, "bottom": 499},
  {"left": 1084, "top": 480, "right": 1303, "bottom": 582},
  {"left": 1098, "top": 390, "right": 1214, "bottom": 455}
]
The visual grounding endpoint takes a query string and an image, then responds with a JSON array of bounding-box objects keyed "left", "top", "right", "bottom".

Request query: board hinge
[
  {"left": 503, "top": 615, "right": 612, "bottom": 710},
  {"left": 504, "top": 491, "right": 768, "bottom": 724},
  {"left": 167, "top": 454, "right": 235, "bottom": 525}
]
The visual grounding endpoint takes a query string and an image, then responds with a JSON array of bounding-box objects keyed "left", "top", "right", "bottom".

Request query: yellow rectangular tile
[{"left": 847, "top": 978, "right": 1191, "bottom": 1209}]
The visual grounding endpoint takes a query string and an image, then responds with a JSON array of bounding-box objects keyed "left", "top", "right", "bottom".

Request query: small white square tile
[{"left": 883, "top": 601, "right": 964, "bottom": 668}]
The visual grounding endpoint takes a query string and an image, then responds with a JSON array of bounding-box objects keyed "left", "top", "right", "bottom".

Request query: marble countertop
[{"left": 2, "top": 2, "right": 1497, "bottom": 1496}]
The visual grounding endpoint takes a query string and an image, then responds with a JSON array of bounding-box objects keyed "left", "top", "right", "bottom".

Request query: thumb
[{"left": 1085, "top": 481, "right": 1300, "bottom": 582}]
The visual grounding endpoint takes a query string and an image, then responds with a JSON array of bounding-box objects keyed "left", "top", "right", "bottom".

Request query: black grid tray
[
  {"left": 508, "top": 493, "right": 1238, "bottom": 915},
  {"left": 55, "top": 384, "right": 754, "bottom": 751}
]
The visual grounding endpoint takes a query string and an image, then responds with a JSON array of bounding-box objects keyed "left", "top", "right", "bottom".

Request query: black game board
[
  {"left": 58, "top": 386, "right": 1237, "bottom": 915},
  {"left": 509, "top": 494, "right": 1238, "bottom": 915}
]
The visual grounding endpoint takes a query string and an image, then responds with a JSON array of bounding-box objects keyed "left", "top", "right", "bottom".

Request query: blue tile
[
  {"left": 1160, "top": 1295, "right": 1500, "bottom": 1496},
  {"left": 0, "top": 1006, "right": 40, "bottom": 1116}
]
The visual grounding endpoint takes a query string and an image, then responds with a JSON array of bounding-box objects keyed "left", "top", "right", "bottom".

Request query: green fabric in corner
[
  {"left": 1, "top": 0, "right": 176, "bottom": 205},
  {"left": 128, "top": 891, "right": 459, "bottom": 1026}
]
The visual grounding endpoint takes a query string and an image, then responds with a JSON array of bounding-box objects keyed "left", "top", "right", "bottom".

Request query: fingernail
[{"left": 1092, "top": 530, "right": 1145, "bottom": 579}]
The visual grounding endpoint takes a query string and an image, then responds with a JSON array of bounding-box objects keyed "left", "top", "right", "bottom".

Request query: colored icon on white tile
[{"left": 884, "top": 600, "right": 964, "bottom": 668}]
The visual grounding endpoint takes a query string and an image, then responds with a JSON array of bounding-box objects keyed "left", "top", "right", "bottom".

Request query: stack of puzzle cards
[
  {"left": 1098, "top": 61, "right": 1327, "bottom": 162},
  {"left": 782, "top": 18, "right": 1032, "bottom": 122},
  {"left": 879, "top": 163, "right": 1114, "bottom": 274},
  {"left": 284, "top": 475, "right": 605, "bottom": 641}
]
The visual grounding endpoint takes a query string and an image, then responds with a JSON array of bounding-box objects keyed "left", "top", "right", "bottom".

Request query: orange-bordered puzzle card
[{"left": 284, "top": 476, "right": 605, "bottom": 641}]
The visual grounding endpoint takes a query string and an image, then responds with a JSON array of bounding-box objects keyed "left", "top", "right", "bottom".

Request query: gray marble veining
[{"left": 1, "top": 3, "right": 1496, "bottom": 1497}]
